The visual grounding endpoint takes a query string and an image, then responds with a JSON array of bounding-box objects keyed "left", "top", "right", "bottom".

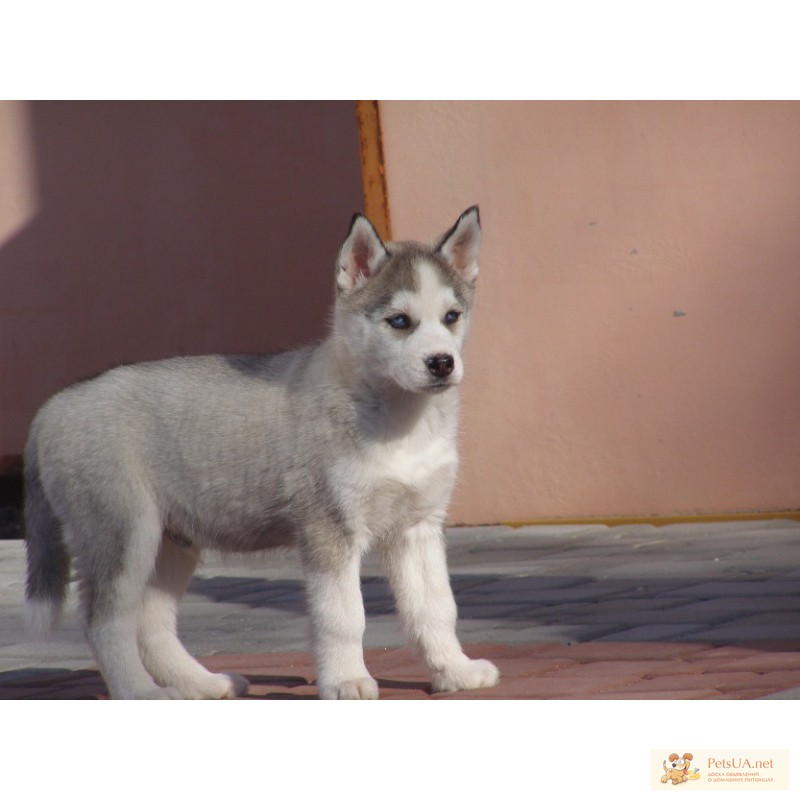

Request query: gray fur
[
  {"left": 24, "top": 206, "right": 499, "bottom": 699},
  {"left": 24, "top": 434, "right": 69, "bottom": 629}
]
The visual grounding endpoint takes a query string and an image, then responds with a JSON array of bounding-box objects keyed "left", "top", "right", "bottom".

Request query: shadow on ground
[{"left": 187, "top": 572, "right": 800, "bottom": 645}]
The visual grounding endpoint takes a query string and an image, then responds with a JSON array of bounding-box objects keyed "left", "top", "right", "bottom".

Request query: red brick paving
[{"left": 3, "top": 640, "right": 800, "bottom": 699}]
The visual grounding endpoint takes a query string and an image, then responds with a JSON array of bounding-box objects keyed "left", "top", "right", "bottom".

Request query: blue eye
[
  {"left": 386, "top": 313, "right": 411, "bottom": 330},
  {"left": 444, "top": 310, "right": 461, "bottom": 325}
]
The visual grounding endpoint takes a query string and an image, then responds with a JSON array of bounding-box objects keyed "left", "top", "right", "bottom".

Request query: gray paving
[{"left": 2, "top": 520, "right": 800, "bottom": 696}]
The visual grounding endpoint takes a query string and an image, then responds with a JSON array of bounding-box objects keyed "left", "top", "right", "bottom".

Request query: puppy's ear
[
  {"left": 683, "top": 753, "right": 693, "bottom": 761},
  {"left": 337, "top": 214, "right": 390, "bottom": 294},
  {"left": 669, "top": 754, "right": 679, "bottom": 761},
  {"left": 436, "top": 206, "right": 481, "bottom": 284}
]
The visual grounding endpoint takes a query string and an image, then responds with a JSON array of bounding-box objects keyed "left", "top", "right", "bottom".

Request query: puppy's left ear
[{"left": 436, "top": 206, "right": 481, "bottom": 284}]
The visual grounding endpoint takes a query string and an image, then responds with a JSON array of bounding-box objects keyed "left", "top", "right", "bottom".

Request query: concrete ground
[{"left": 2, "top": 520, "right": 800, "bottom": 699}]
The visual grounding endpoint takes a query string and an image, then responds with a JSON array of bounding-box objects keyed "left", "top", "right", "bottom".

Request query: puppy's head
[{"left": 333, "top": 208, "right": 481, "bottom": 394}]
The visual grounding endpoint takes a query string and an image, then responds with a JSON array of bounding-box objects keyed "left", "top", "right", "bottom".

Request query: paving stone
[
  {"left": 598, "top": 623, "right": 711, "bottom": 642},
  {"left": 694, "top": 650, "right": 800, "bottom": 673},
  {"left": 559, "top": 640, "right": 713, "bottom": 660},
  {"left": 762, "top": 686, "right": 800, "bottom": 699},
  {"left": 660, "top": 580, "right": 800, "bottom": 598},
  {"left": 648, "top": 599, "right": 771, "bottom": 625},
  {"left": 457, "top": 575, "right": 589, "bottom": 596},
  {"left": 488, "top": 582, "right": 629, "bottom": 605},
  {"left": 533, "top": 598, "right": 723, "bottom": 627},
  {"left": 704, "top": 670, "right": 800, "bottom": 692},
  {"left": 597, "top": 688, "right": 727, "bottom": 700},
  {"left": 553, "top": 659, "right": 706, "bottom": 680},
  {"left": 683, "top": 624, "right": 800, "bottom": 643},
  {"left": 617, "top": 671, "right": 775, "bottom": 695}
]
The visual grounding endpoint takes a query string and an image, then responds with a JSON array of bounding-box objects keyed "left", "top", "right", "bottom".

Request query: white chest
[
  {"left": 370, "top": 430, "right": 457, "bottom": 487},
  {"left": 332, "top": 425, "right": 459, "bottom": 537}
]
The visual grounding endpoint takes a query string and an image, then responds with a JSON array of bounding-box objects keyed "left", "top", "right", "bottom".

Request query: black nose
[{"left": 425, "top": 354, "right": 455, "bottom": 378}]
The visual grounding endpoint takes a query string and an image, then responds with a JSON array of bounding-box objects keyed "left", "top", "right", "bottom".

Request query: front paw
[
  {"left": 431, "top": 657, "right": 500, "bottom": 693},
  {"left": 318, "top": 675, "right": 379, "bottom": 700}
]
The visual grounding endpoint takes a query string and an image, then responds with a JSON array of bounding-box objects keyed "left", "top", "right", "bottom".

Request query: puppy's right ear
[{"left": 337, "top": 214, "right": 390, "bottom": 294}]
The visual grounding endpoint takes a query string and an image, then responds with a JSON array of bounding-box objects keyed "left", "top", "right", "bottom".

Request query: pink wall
[
  {"left": 0, "top": 101, "right": 363, "bottom": 466},
  {"left": 379, "top": 101, "right": 800, "bottom": 523}
]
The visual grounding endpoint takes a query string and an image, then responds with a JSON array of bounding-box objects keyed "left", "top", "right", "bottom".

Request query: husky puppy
[{"left": 24, "top": 206, "right": 499, "bottom": 699}]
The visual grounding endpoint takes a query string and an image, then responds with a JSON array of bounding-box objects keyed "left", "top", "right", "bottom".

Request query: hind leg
[
  {"left": 76, "top": 508, "right": 184, "bottom": 699},
  {"left": 137, "top": 537, "right": 249, "bottom": 699}
]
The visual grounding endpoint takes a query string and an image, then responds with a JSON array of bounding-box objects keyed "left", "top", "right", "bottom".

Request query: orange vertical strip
[{"left": 355, "top": 100, "right": 392, "bottom": 241}]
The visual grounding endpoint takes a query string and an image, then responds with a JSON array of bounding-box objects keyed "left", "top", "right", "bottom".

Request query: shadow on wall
[{"left": 0, "top": 101, "right": 364, "bottom": 465}]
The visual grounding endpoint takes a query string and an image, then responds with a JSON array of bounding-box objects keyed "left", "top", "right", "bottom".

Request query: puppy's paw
[
  {"left": 318, "top": 675, "right": 379, "bottom": 700},
  {"left": 161, "top": 672, "right": 250, "bottom": 700},
  {"left": 431, "top": 657, "right": 500, "bottom": 693},
  {"left": 179, "top": 671, "right": 250, "bottom": 700},
  {"left": 223, "top": 671, "right": 251, "bottom": 698}
]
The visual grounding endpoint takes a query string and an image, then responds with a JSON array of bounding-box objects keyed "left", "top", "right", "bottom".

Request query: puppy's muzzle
[{"left": 425, "top": 354, "right": 455, "bottom": 379}]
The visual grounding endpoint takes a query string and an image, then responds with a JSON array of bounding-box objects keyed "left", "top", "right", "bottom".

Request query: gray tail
[{"left": 24, "top": 440, "right": 70, "bottom": 638}]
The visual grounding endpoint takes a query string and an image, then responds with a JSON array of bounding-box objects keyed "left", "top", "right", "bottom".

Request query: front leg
[
  {"left": 302, "top": 539, "right": 378, "bottom": 700},
  {"left": 382, "top": 520, "right": 500, "bottom": 693}
]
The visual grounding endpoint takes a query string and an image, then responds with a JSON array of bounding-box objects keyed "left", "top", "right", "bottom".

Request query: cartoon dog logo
[{"left": 661, "top": 752, "right": 701, "bottom": 785}]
